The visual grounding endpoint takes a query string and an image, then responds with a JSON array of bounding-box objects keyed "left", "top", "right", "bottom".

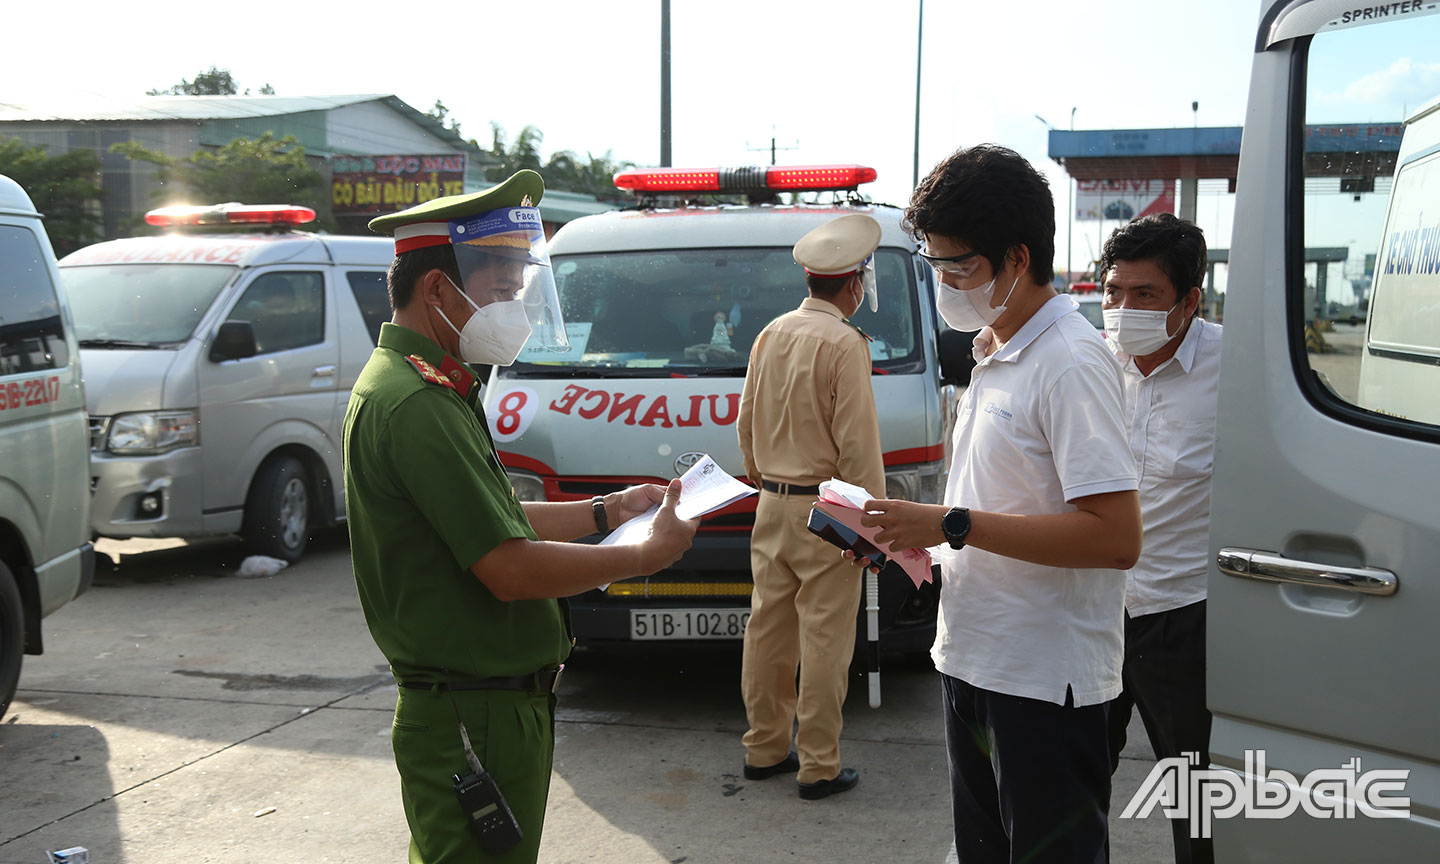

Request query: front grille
[{"left": 87, "top": 416, "right": 109, "bottom": 452}]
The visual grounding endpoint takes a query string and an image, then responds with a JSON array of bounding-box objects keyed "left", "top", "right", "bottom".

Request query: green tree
[
  {"left": 109, "top": 133, "right": 330, "bottom": 230},
  {"left": 543, "top": 149, "right": 634, "bottom": 199},
  {"left": 484, "top": 123, "right": 545, "bottom": 182},
  {"left": 426, "top": 100, "right": 463, "bottom": 138},
  {"left": 148, "top": 66, "right": 238, "bottom": 96},
  {"left": 0, "top": 137, "right": 102, "bottom": 256},
  {"left": 484, "top": 123, "right": 631, "bottom": 197},
  {"left": 147, "top": 67, "right": 275, "bottom": 96}
]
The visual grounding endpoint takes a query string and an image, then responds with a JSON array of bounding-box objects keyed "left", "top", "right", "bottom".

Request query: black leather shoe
[
  {"left": 797, "top": 767, "right": 859, "bottom": 799},
  {"left": 743, "top": 751, "right": 799, "bottom": 780}
]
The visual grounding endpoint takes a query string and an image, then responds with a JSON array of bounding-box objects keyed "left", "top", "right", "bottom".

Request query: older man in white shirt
[{"left": 1099, "top": 213, "right": 1220, "bottom": 864}]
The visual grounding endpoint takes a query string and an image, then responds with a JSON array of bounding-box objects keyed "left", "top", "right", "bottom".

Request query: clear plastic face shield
[
  {"left": 448, "top": 206, "right": 570, "bottom": 353},
  {"left": 860, "top": 253, "right": 878, "bottom": 313}
]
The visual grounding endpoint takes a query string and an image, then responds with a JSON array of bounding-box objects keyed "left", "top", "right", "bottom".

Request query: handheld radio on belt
[{"left": 452, "top": 713, "right": 523, "bottom": 854}]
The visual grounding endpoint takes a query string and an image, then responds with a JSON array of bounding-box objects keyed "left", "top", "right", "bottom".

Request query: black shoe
[
  {"left": 743, "top": 751, "right": 799, "bottom": 780},
  {"left": 797, "top": 767, "right": 859, "bottom": 800}
]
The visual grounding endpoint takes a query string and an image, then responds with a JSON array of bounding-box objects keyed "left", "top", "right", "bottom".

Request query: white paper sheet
[{"left": 598, "top": 454, "right": 755, "bottom": 547}]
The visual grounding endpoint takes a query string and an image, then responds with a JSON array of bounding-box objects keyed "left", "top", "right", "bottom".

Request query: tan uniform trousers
[{"left": 741, "top": 489, "right": 861, "bottom": 783}]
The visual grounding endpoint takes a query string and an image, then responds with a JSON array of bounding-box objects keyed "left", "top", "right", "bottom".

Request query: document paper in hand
[
  {"left": 814, "top": 479, "right": 934, "bottom": 589},
  {"left": 599, "top": 454, "right": 755, "bottom": 547}
]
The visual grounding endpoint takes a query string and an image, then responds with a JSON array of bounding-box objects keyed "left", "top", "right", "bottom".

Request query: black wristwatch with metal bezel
[{"left": 941, "top": 507, "right": 971, "bottom": 550}]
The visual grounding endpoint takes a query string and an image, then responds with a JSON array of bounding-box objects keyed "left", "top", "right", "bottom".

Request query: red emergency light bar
[
  {"left": 613, "top": 164, "right": 877, "bottom": 194},
  {"left": 145, "top": 203, "right": 317, "bottom": 228},
  {"left": 1070, "top": 281, "right": 1101, "bottom": 293}
]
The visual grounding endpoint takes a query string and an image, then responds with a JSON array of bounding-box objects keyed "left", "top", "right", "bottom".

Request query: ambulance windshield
[
  {"left": 62, "top": 264, "right": 236, "bottom": 346},
  {"left": 505, "top": 247, "right": 922, "bottom": 377}
]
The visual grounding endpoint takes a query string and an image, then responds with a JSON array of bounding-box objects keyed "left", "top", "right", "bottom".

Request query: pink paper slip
[{"left": 813, "top": 493, "right": 934, "bottom": 589}]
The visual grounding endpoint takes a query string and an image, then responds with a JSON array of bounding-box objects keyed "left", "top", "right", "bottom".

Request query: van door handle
[
  {"left": 1217, "top": 548, "right": 1398, "bottom": 596},
  {"left": 312, "top": 365, "right": 336, "bottom": 379}
]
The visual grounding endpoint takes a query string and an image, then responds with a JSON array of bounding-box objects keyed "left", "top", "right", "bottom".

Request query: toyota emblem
[{"left": 674, "top": 451, "right": 706, "bottom": 476}]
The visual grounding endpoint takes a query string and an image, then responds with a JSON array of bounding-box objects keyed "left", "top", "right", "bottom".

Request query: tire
[
  {"left": 243, "top": 456, "right": 311, "bottom": 563},
  {"left": 1, "top": 560, "right": 24, "bottom": 719}
]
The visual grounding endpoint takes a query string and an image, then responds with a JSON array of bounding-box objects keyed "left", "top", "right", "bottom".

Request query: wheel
[
  {"left": 1, "top": 560, "right": 24, "bottom": 719},
  {"left": 243, "top": 456, "right": 311, "bottom": 563}
]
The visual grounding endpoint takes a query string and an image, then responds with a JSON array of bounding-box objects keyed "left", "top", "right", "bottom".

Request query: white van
[
  {"left": 1356, "top": 95, "right": 1440, "bottom": 425},
  {"left": 0, "top": 173, "right": 94, "bottom": 717},
  {"left": 481, "top": 165, "right": 971, "bottom": 652},
  {"left": 58, "top": 205, "right": 395, "bottom": 561},
  {"left": 1212, "top": 2, "right": 1440, "bottom": 858}
]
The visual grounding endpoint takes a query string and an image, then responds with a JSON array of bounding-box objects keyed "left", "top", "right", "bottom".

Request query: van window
[
  {"left": 346, "top": 270, "right": 391, "bottom": 344},
  {"left": 63, "top": 263, "right": 235, "bottom": 346},
  {"left": 506, "top": 247, "right": 920, "bottom": 376},
  {"left": 232, "top": 272, "right": 326, "bottom": 354},
  {"left": 0, "top": 225, "right": 69, "bottom": 374},
  {"left": 1298, "top": 15, "right": 1440, "bottom": 431}
]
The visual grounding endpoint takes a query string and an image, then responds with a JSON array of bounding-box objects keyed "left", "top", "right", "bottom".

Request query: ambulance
[
  {"left": 482, "top": 165, "right": 968, "bottom": 652},
  {"left": 58, "top": 205, "right": 395, "bottom": 562},
  {"left": 0, "top": 173, "right": 93, "bottom": 717}
]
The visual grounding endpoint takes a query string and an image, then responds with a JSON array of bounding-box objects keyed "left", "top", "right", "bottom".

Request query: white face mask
[
  {"left": 436, "top": 275, "right": 533, "bottom": 366},
  {"left": 936, "top": 273, "right": 1019, "bottom": 332},
  {"left": 1103, "top": 305, "right": 1179, "bottom": 356}
]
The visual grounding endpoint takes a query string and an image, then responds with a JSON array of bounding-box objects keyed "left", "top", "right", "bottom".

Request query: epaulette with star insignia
[{"left": 404, "top": 354, "right": 456, "bottom": 390}]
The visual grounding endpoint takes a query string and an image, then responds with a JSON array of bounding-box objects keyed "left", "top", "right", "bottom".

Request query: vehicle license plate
[{"left": 630, "top": 609, "right": 751, "bottom": 640}]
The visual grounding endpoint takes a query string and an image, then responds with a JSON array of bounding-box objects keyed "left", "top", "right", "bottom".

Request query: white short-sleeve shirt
[
  {"left": 932, "top": 294, "right": 1138, "bottom": 707},
  {"left": 1111, "top": 318, "right": 1222, "bottom": 617}
]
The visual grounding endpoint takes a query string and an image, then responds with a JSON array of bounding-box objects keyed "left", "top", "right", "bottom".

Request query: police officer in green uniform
[{"left": 344, "top": 169, "right": 697, "bottom": 863}]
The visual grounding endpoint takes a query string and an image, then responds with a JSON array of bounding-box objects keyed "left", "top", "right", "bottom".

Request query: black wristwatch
[
  {"left": 591, "top": 496, "right": 609, "bottom": 534},
  {"left": 941, "top": 507, "right": 971, "bottom": 550}
]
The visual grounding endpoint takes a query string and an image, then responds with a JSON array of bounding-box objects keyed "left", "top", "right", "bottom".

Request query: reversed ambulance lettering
[{"left": 548, "top": 385, "right": 741, "bottom": 427}]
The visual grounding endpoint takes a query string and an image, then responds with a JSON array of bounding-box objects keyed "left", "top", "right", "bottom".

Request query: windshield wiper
[
  {"left": 78, "top": 339, "right": 160, "bottom": 349},
  {"left": 688, "top": 366, "right": 749, "bottom": 377}
]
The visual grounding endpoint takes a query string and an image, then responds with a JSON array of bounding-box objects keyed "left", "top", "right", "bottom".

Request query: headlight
[
  {"left": 107, "top": 410, "right": 199, "bottom": 454},
  {"left": 508, "top": 470, "right": 547, "bottom": 502},
  {"left": 884, "top": 460, "right": 947, "bottom": 504}
]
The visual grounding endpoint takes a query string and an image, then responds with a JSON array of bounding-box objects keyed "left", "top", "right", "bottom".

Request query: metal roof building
[{"left": 0, "top": 94, "right": 621, "bottom": 240}]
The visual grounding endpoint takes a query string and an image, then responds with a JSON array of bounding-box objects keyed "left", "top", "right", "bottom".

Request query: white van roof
[
  {"left": 549, "top": 203, "right": 917, "bottom": 255},
  {"left": 1408, "top": 93, "right": 1440, "bottom": 125},
  {"left": 58, "top": 232, "right": 395, "bottom": 269},
  {"left": 0, "top": 174, "right": 39, "bottom": 218}
]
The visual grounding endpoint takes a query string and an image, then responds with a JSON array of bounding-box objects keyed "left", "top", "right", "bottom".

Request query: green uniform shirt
[{"left": 344, "top": 323, "right": 571, "bottom": 684}]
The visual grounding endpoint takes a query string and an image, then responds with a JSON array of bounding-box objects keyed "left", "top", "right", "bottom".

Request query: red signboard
[{"left": 331, "top": 154, "right": 467, "bottom": 215}]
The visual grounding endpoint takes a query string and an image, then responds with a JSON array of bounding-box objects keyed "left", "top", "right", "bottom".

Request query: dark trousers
[
  {"left": 1106, "top": 599, "right": 1214, "bottom": 864},
  {"left": 942, "top": 674, "right": 1111, "bottom": 864}
]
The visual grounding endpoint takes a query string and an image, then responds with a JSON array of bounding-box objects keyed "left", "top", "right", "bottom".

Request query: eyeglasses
[{"left": 919, "top": 249, "right": 984, "bottom": 277}]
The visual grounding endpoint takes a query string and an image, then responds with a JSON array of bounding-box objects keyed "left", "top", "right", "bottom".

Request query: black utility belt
[
  {"left": 400, "top": 666, "right": 563, "bottom": 695},
  {"left": 760, "top": 479, "right": 822, "bottom": 496}
]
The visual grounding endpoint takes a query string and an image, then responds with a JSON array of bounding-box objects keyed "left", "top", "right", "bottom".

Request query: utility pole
[
  {"left": 660, "top": 0, "right": 672, "bottom": 167},
  {"left": 912, "top": 0, "right": 924, "bottom": 188},
  {"left": 746, "top": 128, "right": 798, "bottom": 166},
  {"left": 1068, "top": 106, "right": 1076, "bottom": 287},
  {"left": 1036, "top": 110, "right": 1078, "bottom": 287}
]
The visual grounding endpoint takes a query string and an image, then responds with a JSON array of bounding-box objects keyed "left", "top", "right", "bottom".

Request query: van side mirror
[
  {"left": 209, "top": 320, "right": 258, "bottom": 362},
  {"left": 937, "top": 329, "right": 977, "bottom": 387}
]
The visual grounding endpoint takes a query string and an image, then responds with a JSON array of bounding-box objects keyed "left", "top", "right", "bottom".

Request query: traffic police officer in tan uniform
[
  {"left": 343, "top": 169, "right": 697, "bottom": 863},
  {"left": 737, "top": 213, "right": 887, "bottom": 799}
]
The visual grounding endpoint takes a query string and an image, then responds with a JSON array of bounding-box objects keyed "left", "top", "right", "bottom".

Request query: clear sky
[{"left": 0, "top": 0, "right": 1309, "bottom": 274}]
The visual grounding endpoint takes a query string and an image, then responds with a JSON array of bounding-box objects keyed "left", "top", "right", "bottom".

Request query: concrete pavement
[{"left": 0, "top": 532, "right": 1172, "bottom": 863}]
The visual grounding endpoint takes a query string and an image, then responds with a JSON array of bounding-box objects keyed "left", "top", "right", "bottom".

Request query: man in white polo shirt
[
  {"left": 861, "top": 144, "right": 1141, "bottom": 863},
  {"left": 1099, "top": 214, "right": 1220, "bottom": 864}
]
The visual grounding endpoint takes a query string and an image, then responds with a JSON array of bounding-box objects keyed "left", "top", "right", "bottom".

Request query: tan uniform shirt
[{"left": 738, "top": 297, "right": 885, "bottom": 498}]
